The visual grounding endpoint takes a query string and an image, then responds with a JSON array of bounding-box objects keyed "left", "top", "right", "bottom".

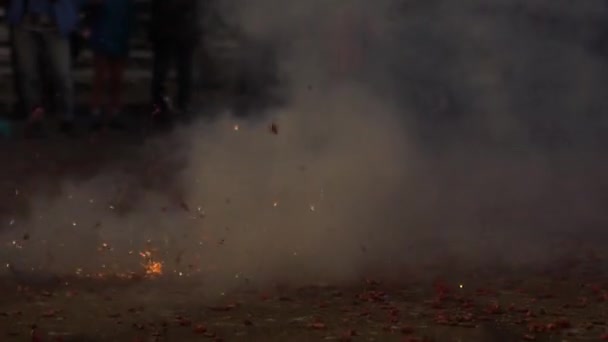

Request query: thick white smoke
[{"left": 2, "top": 0, "right": 608, "bottom": 297}]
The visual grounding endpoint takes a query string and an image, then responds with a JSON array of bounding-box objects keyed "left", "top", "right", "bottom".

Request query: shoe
[
  {"left": 24, "top": 121, "right": 46, "bottom": 139},
  {"left": 0, "top": 119, "right": 11, "bottom": 138},
  {"left": 151, "top": 103, "right": 175, "bottom": 129},
  {"left": 108, "top": 112, "right": 129, "bottom": 131},
  {"left": 89, "top": 108, "right": 104, "bottom": 131},
  {"left": 59, "top": 120, "right": 76, "bottom": 137},
  {"left": 24, "top": 107, "right": 47, "bottom": 139},
  {"left": 176, "top": 106, "right": 195, "bottom": 124},
  {"left": 27, "top": 106, "right": 45, "bottom": 124}
]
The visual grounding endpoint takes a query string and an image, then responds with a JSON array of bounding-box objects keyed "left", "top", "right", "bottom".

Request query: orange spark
[
  {"left": 144, "top": 261, "right": 163, "bottom": 276},
  {"left": 140, "top": 250, "right": 163, "bottom": 277}
]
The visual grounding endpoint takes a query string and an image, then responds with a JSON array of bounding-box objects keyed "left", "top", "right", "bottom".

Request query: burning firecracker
[{"left": 139, "top": 251, "right": 163, "bottom": 277}]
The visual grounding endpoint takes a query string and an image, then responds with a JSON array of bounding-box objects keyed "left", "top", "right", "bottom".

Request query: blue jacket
[{"left": 6, "top": 0, "right": 83, "bottom": 37}]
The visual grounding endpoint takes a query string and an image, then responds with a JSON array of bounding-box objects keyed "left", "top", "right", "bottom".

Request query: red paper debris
[
  {"left": 433, "top": 279, "right": 450, "bottom": 296},
  {"left": 475, "top": 288, "right": 496, "bottom": 296},
  {"left": 430, "top": 297, "right": 443, "bottom": 309},
  {"left": 42, "top": 310, "right": 57, "bottom": 318},
  {"left": 485, "top": 302, "right": 502, "bottom": 315},
  {"left": 434, "top": 312, "right": 450, "bottom": 325},
  {"left": 209, "top": 303, "right": 238, "bottom": 311},
  {"left": 589, "top": 284, "right": 602, "bottom": 294},
  {"left": 401, "top": 325, "right": 415, "bottom": 335},
  {"left": 403, "top": 338, "right": 422, "bottom": 342},
  {"left": 176, "top": 317, "right": 192, "bottom": 327},
  {"left": 556, "top": 318, "right": 571, "bottom": 329},
  {"left": 461, "top": 300, "right": 475, "bottom": 309},
  {"left": 343, "top": 329, "right": 357, "bottom": 337},
  {"left": 528, "top": 323, "right": 545, "bottom": 333},
  {"left": 132, "top": 323, "right": 145, "bottom": 330},
  {"left": 193, "top": 324, "right": 207, "bottom": 334},
  {"left": 309, "top": 322, "right": 327, "bottom": 330}
]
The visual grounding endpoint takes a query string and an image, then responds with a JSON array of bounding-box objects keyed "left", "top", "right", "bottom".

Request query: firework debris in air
[
  {"left": 139, "top": 251, "right": 163, "bottom": 277},
  {"left": 270, "top": 122, "right": 279, "bottom": 135}
]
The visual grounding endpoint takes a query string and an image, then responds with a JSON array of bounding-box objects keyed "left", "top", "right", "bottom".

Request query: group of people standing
[{"left": 3, "top": 0, "right": 202, "bottom": 134}]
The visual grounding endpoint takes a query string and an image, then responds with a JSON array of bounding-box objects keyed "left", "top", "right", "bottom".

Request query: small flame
[
  {"left": 140, "top": 250, "right": 163, "bottom": 277},
  {"left": 145, "top": 261, "right": 163, "bottom": 276}
]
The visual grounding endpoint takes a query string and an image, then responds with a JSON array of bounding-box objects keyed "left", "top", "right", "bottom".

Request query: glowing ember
[
  {"left": 140, "top": 251, "right": 163, "bottom": 277},
  {"left": 144, "top": 261, "right": 163, "bottom": 276}
]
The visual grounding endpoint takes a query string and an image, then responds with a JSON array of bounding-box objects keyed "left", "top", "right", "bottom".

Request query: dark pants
[
  {"left": 9, "top": 28, "right": 25, "bottom": 119},
  {"left": 151, "top": 39, "right": 196, "bottom": 113},
  {"left": 12, "top": 26, "right": 74, "bottom": 121}
]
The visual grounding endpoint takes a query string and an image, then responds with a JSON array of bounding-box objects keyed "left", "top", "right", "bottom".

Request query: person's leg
[
  {"left": 91, "top": 55, "right": 109, "bottom": 116},
  {"left": 43, "top": 31, "right": 75, "bottom": 122},
  {"left": 12, "top": 26, "right": 43, "bottom": 121},
  {"left": 151, "top": 41, "right": 173, "bottom": 112},
  {"left": 108, "top": 58, "right": 126, "bottom": 116},
  {"left": 9, "top": 27, "right": 26, "bottom": 120},
  {"left": 176, "top": 43, "right": 196, "bottom": 114}
]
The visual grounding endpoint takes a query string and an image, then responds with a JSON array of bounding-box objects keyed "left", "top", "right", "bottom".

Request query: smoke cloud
[{"left": 2, "top": 0, "right": 608, "bottom": 297}]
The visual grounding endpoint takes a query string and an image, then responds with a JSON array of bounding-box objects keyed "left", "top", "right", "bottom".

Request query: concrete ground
[
  {"left": 0, "top": 122, "right": 607, "bottom": 342},
  {"left": 0, "top": 266, "right": 607, "bottom": 341}
]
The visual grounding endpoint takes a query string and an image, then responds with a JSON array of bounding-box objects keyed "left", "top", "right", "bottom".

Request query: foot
[
  {"left": 0, "top": 119, "right": 11, "bottom": 138},
  {"left": 24, "top": 121, "right": 46, "bottom": 139},
  {"left": 59, "top": 120, "right": 76, "bottom": 137},
  {"left": 151, "top": 103, "right": 175, "bottom": 128},
  {"left": 107, "top": 111, "right": 129, "bottom": 130},
  {"left": 27, "top": 106, "right": 45, "bottom": 124},
  {"left": 176, "top": 106, "right": 194, "bottom": 123},
  {"left": 89, "top": 108, "right": 104, "bottom": 131},
  {"left": 24, "top": 107, "right": 47, "bottom": 139}
]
